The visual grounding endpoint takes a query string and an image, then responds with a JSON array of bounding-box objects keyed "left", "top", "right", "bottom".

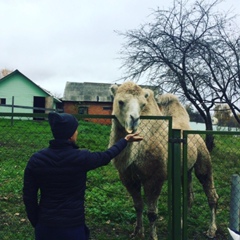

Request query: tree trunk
[{"left": 205, "top": 116, "right": 215, "bottom": 152}]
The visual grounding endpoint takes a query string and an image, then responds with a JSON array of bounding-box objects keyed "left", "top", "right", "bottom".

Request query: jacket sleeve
[
  {"left": 83, "top": 138, "right": 128, "bottom": 171},
  {"left": 22, "top": 163, "right": 39, "bottom": 227}
]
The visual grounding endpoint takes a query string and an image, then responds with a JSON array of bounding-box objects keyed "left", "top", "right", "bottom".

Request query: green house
[{"left": 0, "top": 69, "right": 61, "bottom": 115}]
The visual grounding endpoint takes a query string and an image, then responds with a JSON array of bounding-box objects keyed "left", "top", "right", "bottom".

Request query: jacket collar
[{"left": 49, "top": 139, "right": 79, "bottom": 149}]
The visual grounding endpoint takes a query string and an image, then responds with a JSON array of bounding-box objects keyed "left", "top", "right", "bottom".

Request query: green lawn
[{"left": 0, "top": 118, "right": 239, "bottom": 239}]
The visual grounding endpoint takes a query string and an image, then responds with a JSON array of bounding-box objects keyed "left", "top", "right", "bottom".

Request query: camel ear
[
  {"left": 110, "top": 84, "right": 118, "bottom": 97},
  {"left": 143, "top": 89, "right": 152, "bottom": 99}
]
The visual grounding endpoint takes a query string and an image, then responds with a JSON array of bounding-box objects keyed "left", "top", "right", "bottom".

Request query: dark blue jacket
[{"left": 23, "top": 138, "right": 127, "bottom": 228}]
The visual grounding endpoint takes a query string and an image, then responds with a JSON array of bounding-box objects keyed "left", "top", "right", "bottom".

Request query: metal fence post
[
  {"left": 168, "top": 129, "right": 182, "bottom": 240},
  {"left": 11, "top": 96, "right": 14, "bottom": 126},
  {"left": 182, "top": 131, "right": 188, "bottom": 240},
  {"left": 229, "top": 174, "right": 240, "bottom": 239}
]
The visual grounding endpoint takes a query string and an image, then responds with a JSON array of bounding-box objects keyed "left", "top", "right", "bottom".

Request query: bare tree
[
  {"left": 118, "top": 0, "right": 240, "bottom": 150},
  {"left": 1, "top": 68, "right": 13, "bottom": 78}
]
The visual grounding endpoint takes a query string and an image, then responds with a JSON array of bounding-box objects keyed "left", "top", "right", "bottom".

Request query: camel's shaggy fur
[
  {"left": 157, "top": 93, "right": 191, "bottom": 130},
  {"left": 109, "top": 82, "right": 218, "bottom": 239}
]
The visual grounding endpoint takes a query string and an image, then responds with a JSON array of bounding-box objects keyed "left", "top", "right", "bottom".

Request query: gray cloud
[{"left": 0, "top": 0, "right": 239, "bottom": 96}]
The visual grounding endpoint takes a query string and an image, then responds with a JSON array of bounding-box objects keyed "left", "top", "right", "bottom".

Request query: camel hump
[
  {"left": 157, "top": 93, "right": 179, "bottom": 106},
  {"left": 156, "top": 93, "right": 191, "bottom": 129}
]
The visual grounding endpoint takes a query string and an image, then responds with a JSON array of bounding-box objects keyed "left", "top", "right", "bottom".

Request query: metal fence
[
  {"left": 181, "top": 130, "right": 240, "bottom": 240},
  {"left": 0, "top": 113, "right": 239, "bottom": 240}
]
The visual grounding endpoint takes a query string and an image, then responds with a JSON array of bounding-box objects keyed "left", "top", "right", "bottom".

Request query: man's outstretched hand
[{"left": 125, "top": 132, "right": 143, "bottom": 142}]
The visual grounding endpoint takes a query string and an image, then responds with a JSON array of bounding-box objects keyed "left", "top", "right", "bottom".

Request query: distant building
[
  {"left": 62, "top": 81, "right": 113, "bottom": 115},
  {"left": 0, "top": 69, "right": 61, "bottom": 116},
  {"left": 62, "top": 82, "right": 113, "bottom": 124}
]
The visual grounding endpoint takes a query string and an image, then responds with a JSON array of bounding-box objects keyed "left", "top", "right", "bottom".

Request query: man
[{"left": 23, "top": 112, "right": 143, "bottom": 240}]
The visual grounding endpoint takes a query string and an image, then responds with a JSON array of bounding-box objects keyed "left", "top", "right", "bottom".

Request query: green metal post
[
  {"left": 168, "top": 119, "right": 173, "bottom": 240},
  {"left": 182, "top": 131, "right": 188, "bottom": 239},
  {"left": 170, "top": 129, "right": 182, "bottom": 240}
]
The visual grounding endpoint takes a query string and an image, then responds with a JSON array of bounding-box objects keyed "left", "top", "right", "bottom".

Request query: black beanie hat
[{"left": 48, "top": 112, "right": 79, "bottom": 139}]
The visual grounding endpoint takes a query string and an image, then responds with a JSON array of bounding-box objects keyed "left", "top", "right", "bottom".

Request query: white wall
[{"left": 190, "top": 122, "right": 240, "bottom": 131}]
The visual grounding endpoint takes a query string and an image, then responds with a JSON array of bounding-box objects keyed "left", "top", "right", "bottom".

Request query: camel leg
[
  {"left": 143, "top": 177, "right": 164, "bottom": 240},
  {"left": 194, "top": 156, "right": 219, "bottom": 238},
  {"left": 120, "top": 173, "right": 144, "bottom": 239}
]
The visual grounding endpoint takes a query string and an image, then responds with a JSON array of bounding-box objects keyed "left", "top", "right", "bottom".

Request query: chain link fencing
[
  {"left": 0, "top": 114, "right": 239, "bottom": 240},
  {"left": 182, "top": 131, "right": 240, "bottom": 240}
]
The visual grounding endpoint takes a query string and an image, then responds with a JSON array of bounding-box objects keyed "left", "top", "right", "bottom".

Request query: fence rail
[{"left": 0, "top": 103, "right": 63, "bottom": 112}]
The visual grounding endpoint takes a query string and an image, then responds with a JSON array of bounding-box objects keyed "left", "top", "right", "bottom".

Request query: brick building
[{"left": 62, "top": 82, "right": 114, "bottom": 124}]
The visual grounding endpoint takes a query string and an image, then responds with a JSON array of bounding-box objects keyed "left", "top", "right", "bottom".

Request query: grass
[{"left": 0, "top": 117, "right": 239, "bottom": 239}]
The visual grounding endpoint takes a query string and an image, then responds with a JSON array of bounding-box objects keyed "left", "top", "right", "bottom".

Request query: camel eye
[{"left": 118, "top": 100, "right": 124, "bottom": 107}]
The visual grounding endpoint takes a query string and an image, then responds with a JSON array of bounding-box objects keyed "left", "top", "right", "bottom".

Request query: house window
[
  {"left": 79, "top": 107, "right": 88, "bottom": 114},
  {"left": 103, "top": 106, "right": 112, "bottom": 111},
  {"left": 0, "top": 98, "right": 6, "bottom": 104}
]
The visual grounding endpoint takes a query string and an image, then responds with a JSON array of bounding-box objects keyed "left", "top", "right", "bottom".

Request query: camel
[{"left": 109, "top": 82, "right": 218, "bottom": 239}]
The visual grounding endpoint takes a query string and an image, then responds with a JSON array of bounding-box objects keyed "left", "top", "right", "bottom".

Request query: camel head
[{"left": 110, "top": 82, "right": 152, "bottom": 133}]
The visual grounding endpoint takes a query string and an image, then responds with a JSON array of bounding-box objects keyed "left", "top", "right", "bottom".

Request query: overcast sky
[{"left": 0, "top": 0, "right": 239, "bottom": 97}]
